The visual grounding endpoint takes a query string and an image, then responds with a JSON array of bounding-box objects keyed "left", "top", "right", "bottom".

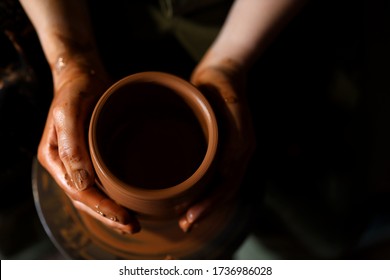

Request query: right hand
[{"left": 38, "top": 58, "right": 140, "bottom": 234}]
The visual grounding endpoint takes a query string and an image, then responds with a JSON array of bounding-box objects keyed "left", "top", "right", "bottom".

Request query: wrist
[
  {"left": 52, "top": 53, "right": 110, "bottom": 92},
  {"left": 191, "top": 53, "right": 248, "bottom": 105},
  {"left": 196, "top": 49, "right": 249, "bottom": 75},
  {"left": 193, "top": 51, "right": 247, "bottom": 84}
]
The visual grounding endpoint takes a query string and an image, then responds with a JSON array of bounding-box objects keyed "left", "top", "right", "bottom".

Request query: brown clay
[
  {"left": 34, "top": 156, "right": 251, "bottom": 259},
  {"left": 89, "top": 71, "right": 218, "bottom": 218},
  {"left": 32, "top": 72, "right": 251, "bottom": 259},
  {"left": 65, "top": 71, "right": 250, "bottom": 259}
]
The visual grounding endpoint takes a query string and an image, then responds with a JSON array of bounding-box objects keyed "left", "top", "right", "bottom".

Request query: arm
[
  {"left": 199, "top": 0, "right": 306, "bottom": 71},
  {"left": 181, "top": 0, "right": 306, "bottom": 232},
  {"left": 19, "top": 0, "right": 139, "bottom": 234},
  {"left": 19, "top": 0, "right": 105, "bottom": 76}
]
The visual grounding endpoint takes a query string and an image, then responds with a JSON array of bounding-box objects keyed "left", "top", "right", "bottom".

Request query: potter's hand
[
  {"left": 179, "top": 60, "right": 256, "bottom": 232},
  {"left": 37, "top": 61, "right": 140, "bottom": 234},
  {"left": 176, "top": 0, "right": 306, "bottom": 232},
  {"left": 19, "top": 0, "right": 142, "bottom": 234}
]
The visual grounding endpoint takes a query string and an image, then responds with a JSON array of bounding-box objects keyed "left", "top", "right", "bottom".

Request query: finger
[
  {"left": 38, "top": 116, "right": 71, "bottom": 189},
  {"left": 40, "top": 132, "right": 140, "bottom": 232},
  {"left": 179, "top": 198, "right": 212, "bottom": 232},
  {"left": 73, "top": 186, "right": 140, "bottom": 231},
  {"left": 73, "top": 200, "right": 140, "bottom": 234},
  {"left": 178, "top": 153, "right": 250, "bottom": 233},
  {"left": 52, "top": 104, "right": 95, "bottom": 192},
  {"left": 38, "top": 110, "right": 140, "bottom": 231}
]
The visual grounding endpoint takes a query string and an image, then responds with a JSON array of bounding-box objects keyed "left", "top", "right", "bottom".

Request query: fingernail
[
  {"left": 187, "top": 211, "right": 195, "bottom": 223},
  {"left": 187, "top": 205, "right": 204, "bottom": 224},
  {"left": 73, "top": 169, "right": 90, "bottom": 191},
  {"left": 179, "top": 217, "right": 191, "bottom": 233}
]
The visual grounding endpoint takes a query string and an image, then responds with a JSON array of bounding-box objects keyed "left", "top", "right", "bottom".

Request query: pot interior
[{"left": 95, "top": 81, "right": 208, "bottom": 190}]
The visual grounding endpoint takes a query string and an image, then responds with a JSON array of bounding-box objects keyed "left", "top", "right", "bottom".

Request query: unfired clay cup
[{"left": 88, "top": 71, "right": 218, "bottom": 218}]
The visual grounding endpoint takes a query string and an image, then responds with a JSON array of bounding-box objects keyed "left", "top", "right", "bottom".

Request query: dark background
[{"left": 1, "top": 0, "right": 390, "bottom": 259}]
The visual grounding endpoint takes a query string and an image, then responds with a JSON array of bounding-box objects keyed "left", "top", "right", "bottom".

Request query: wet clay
[
  {"left": 33, "top": 157, "right": 251, "bottom": 260},
  {"left": 82, "top": 72, "right": 248, "bottom": 259},
  {"left": 89, "top": 72, "right": 218, "bottom": 217}
]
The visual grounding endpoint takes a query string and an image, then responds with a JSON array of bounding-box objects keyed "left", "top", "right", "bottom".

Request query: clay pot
[
  {"left": 89, "top": 71, "right": 218, "bottom": 218},
  {"left": 32, "top": 71, "right": 249, "bottom": 260}
]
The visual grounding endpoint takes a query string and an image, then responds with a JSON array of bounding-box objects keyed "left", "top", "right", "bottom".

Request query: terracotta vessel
[
  {"left": 89, "top": 71, "right": 218, "bottom": 218},
  {"left": 31, "top": 72, "right": 251, "bottom": 260}
]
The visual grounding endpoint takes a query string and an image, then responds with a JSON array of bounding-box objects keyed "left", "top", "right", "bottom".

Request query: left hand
[{"left": 179, "top": 59, "right": 256, "bottom": 232}]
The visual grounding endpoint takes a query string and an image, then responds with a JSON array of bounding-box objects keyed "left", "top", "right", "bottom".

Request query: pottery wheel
[{"left": 32, "top": 157, "right": 251, "bottom": 259}]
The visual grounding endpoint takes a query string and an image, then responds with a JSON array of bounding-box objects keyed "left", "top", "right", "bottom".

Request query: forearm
[
  {"left": 204, "top": 0, "right": 306, "bottom": 71},
  {"left": 19, "top": 0, "right": 103, "bottom": 73}
]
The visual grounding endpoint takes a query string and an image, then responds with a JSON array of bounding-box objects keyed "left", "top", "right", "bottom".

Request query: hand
[
  {"left": 37, "top": 59, "right": 140, "bottom": 234},
  {"left": 179, "top": 59, "right": 256, "bottom": 232}
]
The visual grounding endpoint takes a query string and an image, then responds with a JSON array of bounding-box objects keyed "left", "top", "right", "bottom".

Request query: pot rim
[{"left": 88, "top": 71, "right": 218, "bottom": 200}]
